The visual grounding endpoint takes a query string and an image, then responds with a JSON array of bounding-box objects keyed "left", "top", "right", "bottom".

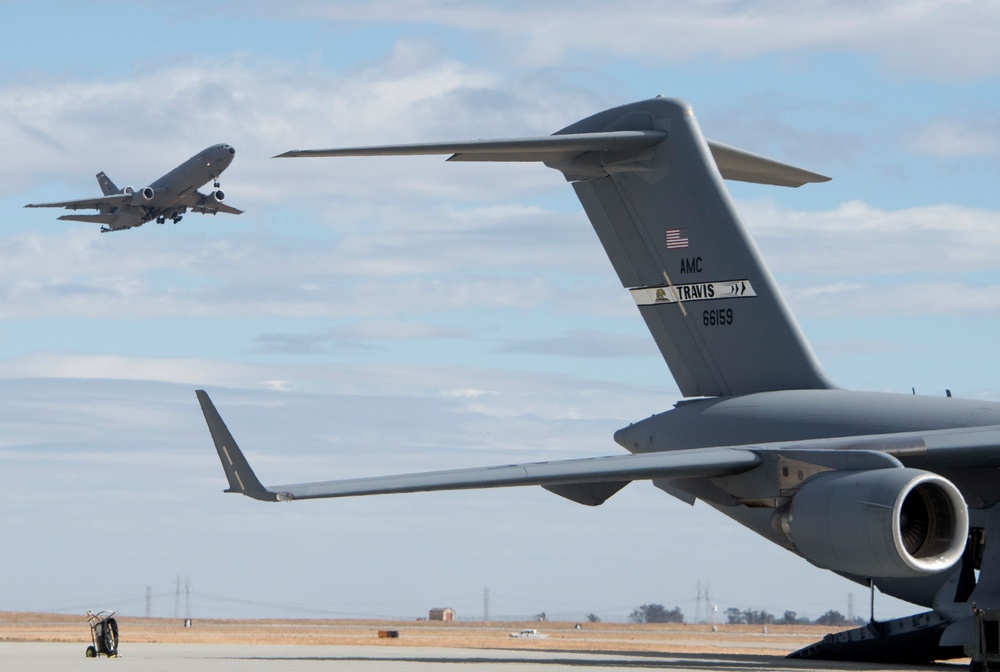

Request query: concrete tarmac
[{"left": 0, "top": 642, "right": 967, "bottom": 672}]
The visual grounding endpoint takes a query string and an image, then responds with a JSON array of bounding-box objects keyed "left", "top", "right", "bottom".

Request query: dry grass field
[{"left": 0, "top": 612, "right": 842, "bottom": 656}]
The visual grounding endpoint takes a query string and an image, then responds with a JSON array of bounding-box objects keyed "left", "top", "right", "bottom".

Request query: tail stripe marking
[{"left": 631, "top": 279, "right": 757, "bottom": 306}]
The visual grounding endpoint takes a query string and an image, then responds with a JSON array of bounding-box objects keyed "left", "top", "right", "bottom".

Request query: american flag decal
[{"left": 666, "top": 228, "right": 689, "bottom": 250}]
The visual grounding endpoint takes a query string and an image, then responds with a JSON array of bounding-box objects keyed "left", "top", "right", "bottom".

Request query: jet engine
[
  {"left": 131, "top": 187, "right": 156, "bottom": 204},
  {"left": 122, "top": 186, "right": 134, "bottom": 195},
  {"left": 207, "top": 189, "right": 225, "bottom": 202},
  {"left": 773, "top": 468, "right": 968, "bottom": 578}
]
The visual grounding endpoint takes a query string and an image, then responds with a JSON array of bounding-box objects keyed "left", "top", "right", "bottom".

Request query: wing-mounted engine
[
  {"left": 206, "top": 189, "right": 225, "bottom": 203},
  {"left": 772, "top": 467, "right": 968, "bottom": 578},
  {"left": 710, "top": 447, "right": 969, "bottom": 579},
  {"left": 131, "top": 187, "right": 162, "bottom": 205}
]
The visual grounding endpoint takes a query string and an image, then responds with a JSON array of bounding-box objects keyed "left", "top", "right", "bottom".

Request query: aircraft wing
[
  {"left": 24, "top": 194, "right": 131, "bottom": 211},
  {"left": 196, "top": 390, "right": 760, "bottom": 503},
  {"left": 186, "top": 191, "right": 243, "bottom": 215},
  {"left": 198, "top": 389, "right": 1000, "bottom": 506}
]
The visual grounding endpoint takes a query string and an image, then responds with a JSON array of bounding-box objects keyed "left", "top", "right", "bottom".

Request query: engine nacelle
[
  {"left": 122, "top": 186, "right": 134, "bottom": 195},
  {"left": 208, "top": 189, "right": 225, "bottom": 203},
  {"left": 773, "top": 468, "right": 968, "bottom": 578},
  {"left": 131, "top": 187, "right": 156, "bottom": 204}
]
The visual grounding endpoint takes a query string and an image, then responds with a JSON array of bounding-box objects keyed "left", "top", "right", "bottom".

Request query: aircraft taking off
[
  {"left": 25, "top": 144, "right": 242, "bottom": 232},
  {"left": 198, "top": 98, "right": 1000, "bottom": 664}
]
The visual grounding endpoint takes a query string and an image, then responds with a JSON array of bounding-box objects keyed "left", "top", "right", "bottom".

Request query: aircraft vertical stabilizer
[
  {"left": 549, "top": 99, "right": 832, "bottom": 397},
  {"left": 96, "top": 172, "right": 121, "bottom": 196}
]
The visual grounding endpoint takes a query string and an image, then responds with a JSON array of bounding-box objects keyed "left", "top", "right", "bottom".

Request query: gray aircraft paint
[
  {"left": 25, "top": 144, "right": 243, "bottom": 232},
  {"left": 200, "top": 98, "right": 1000, "bottom": 663}
]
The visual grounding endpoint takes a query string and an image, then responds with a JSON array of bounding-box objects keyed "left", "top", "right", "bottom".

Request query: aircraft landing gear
[
  {"left": 156, "top": 216, "right": 166, "bottom": 225},
  {"left": 171, "top": 215, "right": 183, "bottom": 224},
  {"left": 213, "top": 181, "right": 220, "bottom": 189}
]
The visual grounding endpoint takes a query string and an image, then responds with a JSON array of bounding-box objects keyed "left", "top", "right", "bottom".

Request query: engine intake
[{"left": 774, "top": 468, "right": 968, "bottom": 578}]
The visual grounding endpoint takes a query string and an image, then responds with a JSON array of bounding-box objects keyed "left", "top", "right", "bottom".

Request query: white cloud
[
  {"left": 745, "top": 199, "right": 1000, "bottom": 276},
  {"left": 910, "top": 118, "right": 1000, "bottom": 158},
  {"left": 286, "top": 0, "right": 1000, "bottom": 79}
]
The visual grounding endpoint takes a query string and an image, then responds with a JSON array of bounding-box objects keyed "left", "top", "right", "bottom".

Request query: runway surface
[{"left": 0, "top": 642, "right": 964, "bottom": 672}]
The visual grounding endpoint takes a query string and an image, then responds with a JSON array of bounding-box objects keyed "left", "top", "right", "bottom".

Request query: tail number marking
[{"left": 703, "top": 309, "right": 734, "bottom": 326}]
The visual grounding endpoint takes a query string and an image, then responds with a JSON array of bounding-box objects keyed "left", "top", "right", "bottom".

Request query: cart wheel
[
  {"left": 103, "top": 618, "right": 119, "bottom": 656},
  {"left": 86, "top": 645, "right": 97, "bottom": 658}
]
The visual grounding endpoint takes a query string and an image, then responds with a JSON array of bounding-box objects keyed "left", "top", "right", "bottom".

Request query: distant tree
[
  {"left": 586, "top": 613, "right": 601, "bottom": 623},
  {"left": 726, "top": 607, "right": 745, "bottom": 624},
  {"left": 535, "top": 612, "right": 547, "bottom": 622},
  {"left": 778, "top": 611, "right": 810, "bottom": 625},
  {"left": 814, "top": 610, "right": 850, "bottom": 626},
  {"left": 726, "top": 608, "right": 776, "bottom": 625},
  {"left": 629, "top": 604, "right": 684, "bottom": 624}
]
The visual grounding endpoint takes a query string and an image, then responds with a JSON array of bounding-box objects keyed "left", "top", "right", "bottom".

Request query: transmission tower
[
  {"left": 174, "top": 576, "right": 181, "bottom": 619},
  {"left": 483, "top": 588, "right": 490, "bottom": 623},
  {"left": 185, "top": 577, "right": 191, "bottom": 620},
  {"left": 145, "top": 586, "right": 152, "bottom": 618},
  {"left": 694, "top": 581, "right": 704, "bottom": 623},
  {"left": 848, "top": 592, "right": 855, "bottom": 623}
]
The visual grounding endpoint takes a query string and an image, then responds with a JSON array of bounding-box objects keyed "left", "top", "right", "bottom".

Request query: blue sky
[{"left": 1, "top": 0, "right": 999, "bottom": 623}]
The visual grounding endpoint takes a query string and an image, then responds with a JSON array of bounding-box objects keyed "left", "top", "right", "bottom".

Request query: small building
[{"left": 428, "top": 607, "right": 455, "bottom": 622}]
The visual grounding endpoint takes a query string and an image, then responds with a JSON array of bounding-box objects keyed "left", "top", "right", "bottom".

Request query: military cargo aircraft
[
  {"left": 197, "top": 97, "right": 1000, "bottom": 663},
  {"left": 25, "top": 144, "right": 242, "bottom": 232}
]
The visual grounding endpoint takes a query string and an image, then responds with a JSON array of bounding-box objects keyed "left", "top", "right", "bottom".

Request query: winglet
[{"left": 195, "top": 390, "right": 279, "bottom": 502}]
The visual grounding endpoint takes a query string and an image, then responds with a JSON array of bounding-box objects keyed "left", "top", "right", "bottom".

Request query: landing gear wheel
[{"left": 86, "top": 646, "right": 97, "bottom": 658}]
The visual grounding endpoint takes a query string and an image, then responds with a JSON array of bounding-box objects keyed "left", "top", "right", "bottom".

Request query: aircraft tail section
[
  {"left": 552, "top": 98, "right": 833, "bottom": 396},
  {"left": 278, "top": 97, "right": 834, "bottom": 397},
  {"left": 96, "top": 171, "right": 120, "bottom": 196}
]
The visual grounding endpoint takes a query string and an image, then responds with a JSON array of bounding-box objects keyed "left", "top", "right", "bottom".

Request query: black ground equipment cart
[{"left": 85, "top": 610, "right": 119, "bottom": 658}]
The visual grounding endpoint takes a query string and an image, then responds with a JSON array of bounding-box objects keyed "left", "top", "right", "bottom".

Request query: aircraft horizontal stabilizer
[
  {"left": 57, "top": 213, "right": 115, "bottom": 224},
  {"left": 277, "top": 132, "right": 827, "bottom": 187},
  {"left": 708, "top": 141, "right": 830, "bottom": 187}
]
